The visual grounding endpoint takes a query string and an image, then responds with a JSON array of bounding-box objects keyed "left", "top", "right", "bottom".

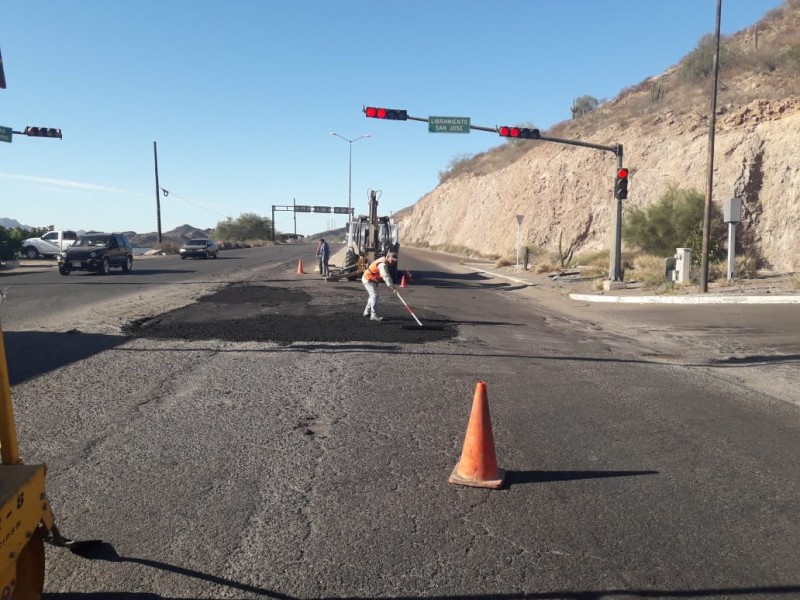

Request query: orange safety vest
[{"left": 364, "top": 257, "right": 388, "bottom": 283}]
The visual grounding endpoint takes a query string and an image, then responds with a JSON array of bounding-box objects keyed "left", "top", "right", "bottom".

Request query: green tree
[
  {"left": 0, "top": 225, "right": 45, "bottom": 260},
  {"left": 214, "top": 213, "right": 273, "bottom": 241},
  {"left": 623, "top": 184, "right": 726, "bottom": 264}
]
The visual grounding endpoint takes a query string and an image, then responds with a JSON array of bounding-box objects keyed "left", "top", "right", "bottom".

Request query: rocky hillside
[{"left": 396, "top": 3, "right": 800, "bottom": 272}]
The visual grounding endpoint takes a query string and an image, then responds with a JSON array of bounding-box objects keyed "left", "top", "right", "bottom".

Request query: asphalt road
[{"left": 2, "top": 245, "right": 799, "bottom": 599}]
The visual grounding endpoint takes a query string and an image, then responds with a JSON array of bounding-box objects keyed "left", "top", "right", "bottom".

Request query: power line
[{"left": 160, "top": 188, "right": 230, "bottom": 220}]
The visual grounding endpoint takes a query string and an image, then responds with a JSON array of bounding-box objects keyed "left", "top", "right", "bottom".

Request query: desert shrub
[
  {"left": 154, "top": 241, "right": 181, "bottom": 255},
  {"left": 214, "top": 213, "right": 273, "bottom": 241},
  {"left": 707, "top": 260, "right": 729, "bottom": 282},
  {"left": 438, "top": 153, "right": 475, "bottom": 184},
  {"left": 684, "top": 224, "right": 726, "bottom": 266},
  {"left": 629, "top": 255, "right": 669, "bottom": 287},
  {"left": 623, "top": 184, "right": 726, "bottom": 264},
  {"left": 534, "top": 261, "right": 558, "bottom": 274},
  {"left": 217, "top": 240, "right": 251, "bottom": 250},
  {"left": 571, "top": 95, "right": 600, "bottom": 119},
  {"left": 780, "top": 45, "right": 800, "bottom": 70},
  {"left": 573, "top": 249, "right": 608, "bottom": 268},
  {"left": 733, "top": 255, "right": 759, "bottom": 279},
  {"left": 244, "top": 239, "right": 273, "bottom": 248},
  {"left": 706, "top": 255, "right": 759, "bottom": 281},
  {"left": 680, "top": 34, "right": 738, "bottom": 82},
  {"left": 578, "top": 265, "right": 607, "bottom": 279}
]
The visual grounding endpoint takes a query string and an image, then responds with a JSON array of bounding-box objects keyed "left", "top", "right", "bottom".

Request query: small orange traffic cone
[
  {"left": 449, "top": 381, "right": 505, "bottom": 489},
  {"left": 297, "top": 259, "right": 305, "bottom": 274},
  {"left": 400, "top": 274, "right": 408, "bottom": 288}
]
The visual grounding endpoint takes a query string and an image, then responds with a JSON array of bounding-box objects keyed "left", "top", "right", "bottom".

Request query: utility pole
[
  {"left": 153, "top": 141, "right": 162, "bottom": 243},
  {"left": 701, "top": 0, "right": 723, "bottom": 293}
]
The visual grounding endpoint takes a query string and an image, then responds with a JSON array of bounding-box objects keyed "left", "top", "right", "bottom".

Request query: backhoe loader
[
  {"left": 0, "top": 312, "right": 99, "bottom": 598},
  {"left": 326, "top": 188, "right": 400, "bottom": 282}
]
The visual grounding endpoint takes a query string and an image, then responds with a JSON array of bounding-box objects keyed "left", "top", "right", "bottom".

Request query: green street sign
[
  {"left": 428, "top": 116, "right": 470, "bottom": 134},
  {"left": 0, "top": 126, "right": 12, "bottom": 143}
]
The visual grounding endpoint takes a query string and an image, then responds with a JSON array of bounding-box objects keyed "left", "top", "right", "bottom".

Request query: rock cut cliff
[{"left": 397, "top": 5, "right": 800, "bottom": 272}]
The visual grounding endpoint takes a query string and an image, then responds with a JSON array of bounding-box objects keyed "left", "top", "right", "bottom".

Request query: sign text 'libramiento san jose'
[{"left": 428, "top": 116, "right": 470, "bottom": 134}]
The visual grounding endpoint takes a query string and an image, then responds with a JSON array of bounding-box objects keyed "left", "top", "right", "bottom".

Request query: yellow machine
[
  {"left": 0, "top": 319, "right": 99, "bottom": 599},
  {"left": 327, "top": 189, "right": 400, "bottom": 282},
  {"left": 1, "top": 48, "right": 99, "bottom": 596}
]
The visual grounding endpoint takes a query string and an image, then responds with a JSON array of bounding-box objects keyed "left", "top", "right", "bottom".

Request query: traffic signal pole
[
  {"left": 610, "top": 152, "right": 626, "bottom": 282},
  {"left": 375, "top": 109, "right": 626, "bottom": 281}
]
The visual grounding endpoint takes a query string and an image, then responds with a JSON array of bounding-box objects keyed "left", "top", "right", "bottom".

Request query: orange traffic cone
[
  {"left": 400, "top": 274, "right": 408, "bottom": 288},
  {"left": 449, "top": 381, "right": 505, "bottom": 489},
  {"left": 297, "top": 259, "right": 305, "bottom": 274}
]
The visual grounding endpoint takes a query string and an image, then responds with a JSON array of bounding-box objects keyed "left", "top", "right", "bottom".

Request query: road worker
[
  {"left": 361, "top": 252, "right": 397, "bottom": 321},
  {"left": 316, "top": 238, "right": 330, "bottom": 276}
]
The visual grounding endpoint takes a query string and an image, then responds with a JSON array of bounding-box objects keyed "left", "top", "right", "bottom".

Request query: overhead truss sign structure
[{"left": 271, "top": 203, "right": 353, "bottom": 241}]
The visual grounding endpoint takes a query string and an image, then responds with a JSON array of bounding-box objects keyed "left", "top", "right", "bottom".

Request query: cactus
[
  {"left": 558, "top": 230, "right": 575, "bottom": 268},
  {"left": 650, "top": 80, "right": 666, "bottom": 102}
]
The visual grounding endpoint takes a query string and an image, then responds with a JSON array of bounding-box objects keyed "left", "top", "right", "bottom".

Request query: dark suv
[{"left": 58, "top": 232, "right": 134, "bottom": 275}]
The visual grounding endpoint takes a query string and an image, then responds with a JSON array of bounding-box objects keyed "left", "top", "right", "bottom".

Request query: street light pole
[{"left": 330, "top": 132, "right": 371, "bottom": 220}]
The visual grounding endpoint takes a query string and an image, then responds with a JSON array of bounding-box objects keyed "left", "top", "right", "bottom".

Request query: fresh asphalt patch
[{"left": 122, "top": 282, "right": 456, "bottom": 345}]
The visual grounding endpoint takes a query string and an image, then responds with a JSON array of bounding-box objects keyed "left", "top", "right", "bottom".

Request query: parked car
[
  {"left": 57, "top": 232, "right": 134, "bottom": 275},
  {"left": 21, "top": 229, "right": 79, "bottom": 259},
  {"left": 180, "top": 238, "right": 219, "bottom": 259}
]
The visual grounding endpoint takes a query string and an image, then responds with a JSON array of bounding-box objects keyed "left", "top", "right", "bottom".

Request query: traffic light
[
  {"left": 24, "top": 126, "right": 62, "bottom": 139},
  {"left": 498, "top": 126, "right": 540, "bottom": 139},
  {"left": 364, "top": 106, "right": 408, "bottom": 120},
  {"left": 614, "top": 167, "right": 629, "bottom": 200}
]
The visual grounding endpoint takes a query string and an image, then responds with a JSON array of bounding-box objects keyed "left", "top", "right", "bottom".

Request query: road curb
[
  {"left": 569, "top": 293, "right": 800, "bottom": 304},
  {"left": 465, "top": 265, "right": 800, "bottom": 305}
]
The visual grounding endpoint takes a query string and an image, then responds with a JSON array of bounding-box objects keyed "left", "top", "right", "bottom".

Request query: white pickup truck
[{"left": 21, "top": 229, "right": 79, "bottom": 259}]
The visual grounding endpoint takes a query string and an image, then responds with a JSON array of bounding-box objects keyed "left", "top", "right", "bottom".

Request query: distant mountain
[
  {"left": 129, "top": 224, "right": 214, "bottom": 247},
  {"left": 2, "top": 218, "right": 212, "bottom": 247},
  {"left": 0, "top": 218, "right": 33, "bottom": 230},
  {"left": 307, "top": 226, "right": 347, "bottom": 243}
]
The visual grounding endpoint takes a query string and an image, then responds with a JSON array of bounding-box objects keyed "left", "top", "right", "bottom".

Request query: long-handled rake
[
  {"left": 392, "top": 288, "right": 446, "bottom": 330},
  {"left": 393, "top": 288, "right": 423, "bottom": 326}
]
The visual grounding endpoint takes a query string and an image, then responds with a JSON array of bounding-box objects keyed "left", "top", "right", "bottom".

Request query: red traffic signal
[
  {"left": 24, "top": 126, "right": 62, "bottom": 139},
  {"left": 614, "top": 167, "right": 629, "bottom": 200},
  {"left": 498, "top": 126, "right": 540, "bottom": 139},
  {"left": 364, "top": 106, "right": 408, "bottom": 121}
]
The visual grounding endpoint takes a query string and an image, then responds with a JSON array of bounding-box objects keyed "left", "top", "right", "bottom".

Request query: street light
[{"left": 330, "top": 132, "right": 371, "bottom": 220}]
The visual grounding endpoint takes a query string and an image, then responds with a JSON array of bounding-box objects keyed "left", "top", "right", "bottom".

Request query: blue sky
[{"left": 0, "top": 0, "right": 785, "bottom": 237}]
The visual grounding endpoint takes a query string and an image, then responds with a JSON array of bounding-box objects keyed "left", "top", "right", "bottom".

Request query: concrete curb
[
  {"left": 569, "top": 293, "right": 800, "bottom": 304},
  {"left": 466, "top": 265, "right": 800, "bottom": 305}
]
